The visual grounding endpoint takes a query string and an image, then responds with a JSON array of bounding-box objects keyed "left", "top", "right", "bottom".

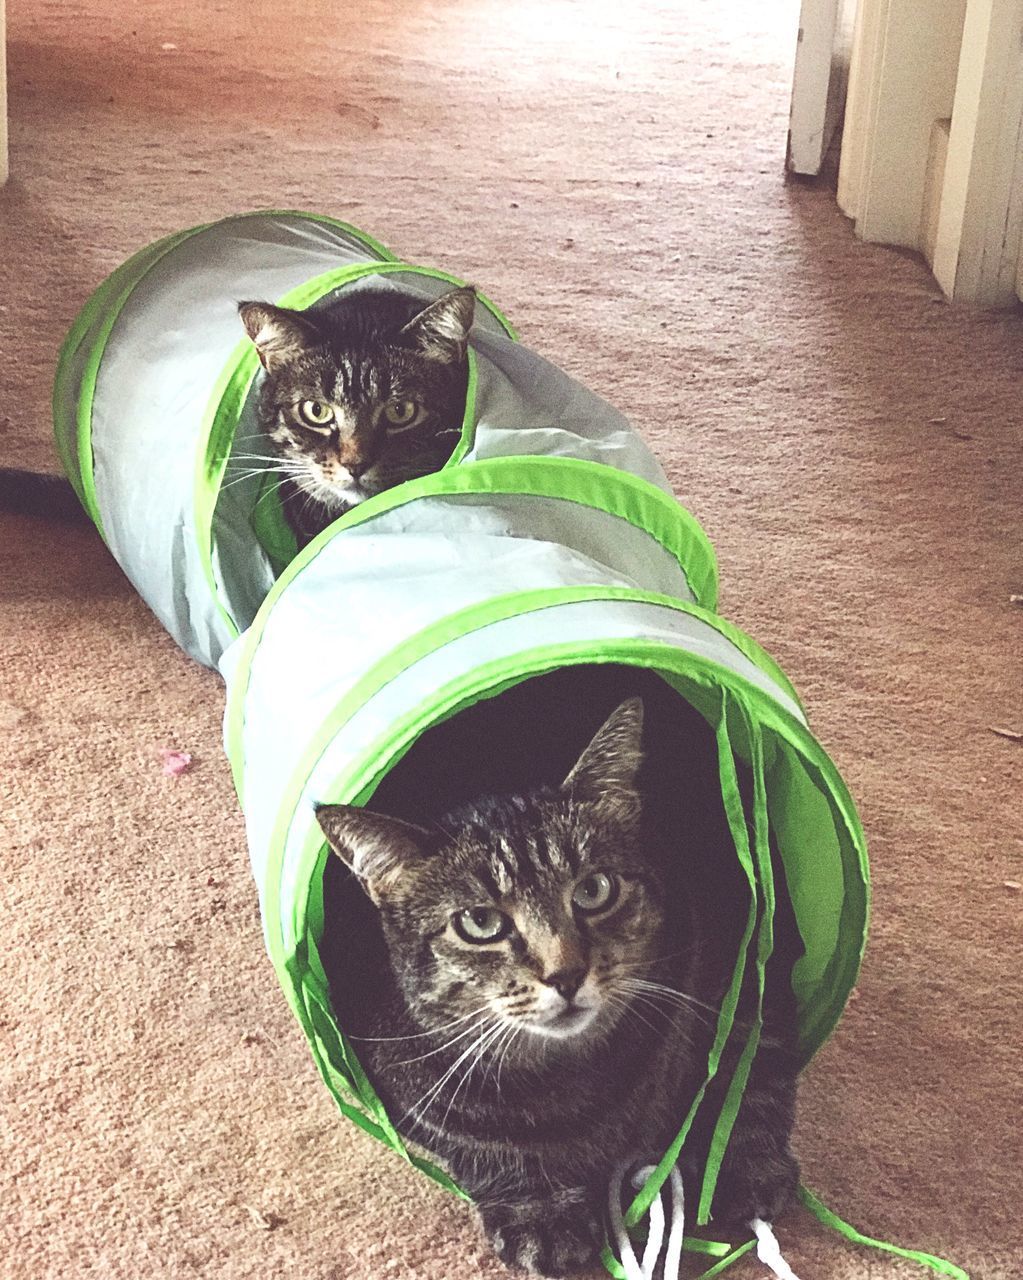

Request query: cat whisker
[
  {"left": 254, "top": 476, "right": 297, "bottom": 510},
  {"left": 293, "top": 475, "right": 343, "bottom": 513},
  {"left": 619, "top": 977, "right": 710, "bottom": 1010},
  {"left": 218, "top": 468, "right": 277, "bottom": 486},
  {"left": 604, "top": 992, "right": 672, "bottom": 1040},
  {"left": 226, "top": 453, "right": 291, "bottom": 463},
  {"left": 479, "top": 1020, "right": 518, "bottom": 1095},
  {"left": 619, "top": 977, "right": 720, "bottom": 1017},
  {"left": 617, "top": 982, "right": 715, "bottom": 1030},
  {"left": 219, "top": 466, "right": 304, "bottom": 493},
  {"left": 620, "top": 991, "right": 700, "bottom": 1037},
  {"left": 438, "top": 1020, "right": 509, "bottom": 1131},
  {"left": 388, "top": 1015, "right": 496, "bottom": 1069},
  {"left": 494, "top": 1024, "right": 523, "bottom": 1095},
  {"left": 614, "top": 946, "right": 702, "bottom": 976},
  {"left": 348, "top": 1004, "right": 492, "bottom": 1044},
  {"left": 399, "top": 1020, "right": 502, "bottom": 1132}
]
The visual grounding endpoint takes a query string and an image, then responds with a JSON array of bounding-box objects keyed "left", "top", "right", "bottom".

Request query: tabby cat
[
  {"left": 238, "top": 285, "right": 475, "bottom": 546},
  {"left": 317, "top": 666, "right": 802, "bottom": 1277},
  {"left": 0, "top": 286, "right": 474, "bottom": 543}
]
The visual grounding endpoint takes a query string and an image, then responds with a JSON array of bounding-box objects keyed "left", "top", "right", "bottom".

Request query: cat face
[
  {"left": 318, "top": 699, "right": 671, "bottom": 1050},
  {"left": 238, "top": 287, "right": 475, "bottom": 512}
]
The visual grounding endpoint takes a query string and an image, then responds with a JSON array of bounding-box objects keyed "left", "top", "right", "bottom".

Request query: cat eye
[
  {"left": 382, "top": 398, "right": 419, "bottom": 429},
  {"left": 452, "top": 906, "right": 512, "bottom": 944},
  {"left": 571, "top": 872, "right": 618, "bottom": 915},
  {"left": 297, "top": 400, "right": 335, "bottom": 429}
]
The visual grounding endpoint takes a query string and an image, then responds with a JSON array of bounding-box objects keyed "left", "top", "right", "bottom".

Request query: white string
[
  {"left": 751, "top": 1217, "right": 802, "bottom": 1280},
  {"left": 661, "top": 1166, "right": 686, "bottom": 1279},
  {"left": 608, "top": 1164, "right": 802, "bottom": 1280},
  {"left": 639, "top": 1170, "right": 665, "bottom": 1278},
  {"left": 607, "top": 1162, "right": 686, "bottom": 1280},
  {"left": 607, "top": 1164, "right": 642, "bottom": 1280}
]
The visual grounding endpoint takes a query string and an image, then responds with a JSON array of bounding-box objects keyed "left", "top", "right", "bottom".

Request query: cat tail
[{"left": 0, "top": 469, "right": 91, "bottom": 523}]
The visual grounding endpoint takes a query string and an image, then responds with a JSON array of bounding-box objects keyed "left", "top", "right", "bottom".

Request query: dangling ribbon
[{"left": 608, "top": 1162, "right": 686, "bottom": 1280}]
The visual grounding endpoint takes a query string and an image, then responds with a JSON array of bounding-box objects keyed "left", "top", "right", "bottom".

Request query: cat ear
[
  {"left": 561, "top": 698, "right": 644, "bottom": 805},
  {"left": 399, "top": 287, "right": 476, "bottom": 363},
  {"left": 316, "top": 804, "right": 434, "bottom": 905},
  {"left": 238, "top": 301, "right": 323, "bottom": 373}
]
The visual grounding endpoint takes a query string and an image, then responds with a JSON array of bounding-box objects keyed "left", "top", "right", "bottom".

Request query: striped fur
[
  {"left": 238, "top": 286, "right": 474, "bottom": 547},
  {"left": 318, "top": 675, "right": 802, "bottom": 1276}
]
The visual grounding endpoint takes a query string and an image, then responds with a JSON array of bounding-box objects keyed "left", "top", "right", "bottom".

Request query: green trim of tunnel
[
  {"left": 258, "top": 637, "right": 866, "bottom": 1176},
  {"left": 52, "top": 210, "right": 398, "bottom": 539},
  {"left": 288, "top": 642, "right": 865, "bottom": 1057},
  {"left": 263, "top": 586, "right": 807, "bottom": 971},
  {"left": 55, "top": 225, "right": 211, "bottom": 536},
  {"left": 224, "top": 459, "right": 724, "bottom": 796},
  {"left": 194, "top": 261, "right": 519, "bottom": 638},
  {"left": 255, "top": 584, "right": 811, "bottom": 1195}
]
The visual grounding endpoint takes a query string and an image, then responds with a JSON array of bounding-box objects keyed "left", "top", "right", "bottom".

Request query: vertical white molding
[
  {"left": 789, "top": 0, "right": 843, "bottom": 175},
  {"left": 856, "top": 0, "right": 968, "bottom": 247},
  {"left": 921, "top": 118, "right": 952, "bottom": 268},
  {"left": 933, "top": 0, "right": 1023, "bottom": 304},
  {"left": 0, "top": 0, "right": 8, "bottom": 186},
  {"left": 837, "top": 0, "right": 888, "bottom": 220}
]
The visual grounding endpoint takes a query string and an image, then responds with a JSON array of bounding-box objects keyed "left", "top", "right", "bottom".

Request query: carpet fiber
[{"left": 1, "top": 1, "right": 1020, "bottom": 1277}]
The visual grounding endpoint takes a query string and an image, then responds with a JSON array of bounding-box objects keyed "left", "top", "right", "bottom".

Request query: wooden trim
[
  {"left": 921, "top": 119, "right": 952, "bottom": 269},
  {"left": 837, "top": 0, "right": 887, "bottom": 220},
  {"left": 1, "top": 0, "right": 8, "bottom": 186},
  {"left": 789, "top": 0, "right": 844, "bottom": 176},
  {"left": 855, "top": 0, "right": 968, "bottom": 247},
  {"left": 932, "top": 0, "right": 1023, "bottom": 305}
]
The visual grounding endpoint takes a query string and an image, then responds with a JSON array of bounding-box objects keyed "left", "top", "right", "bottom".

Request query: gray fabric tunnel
[{"left": 52, "top": 210, "right": 869, "bottom": 1264}]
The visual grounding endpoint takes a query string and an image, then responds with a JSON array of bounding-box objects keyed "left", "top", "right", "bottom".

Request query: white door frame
[
  {"left": 1, "top": 0, "right": 8, "bottom": 186},
  {"left": 837, "top": 0, "right": 1023, "bottom": 306},
  {"left": 788, "top": 0, "right": 854, "bottom": 175},
  {"left": 932, "top": 0, "right": 1023, "bottom": 306}
]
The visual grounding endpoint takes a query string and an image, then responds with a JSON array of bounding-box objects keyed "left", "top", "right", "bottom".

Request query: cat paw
[
  {"left": 712, "top": 1145, "right": 800, "bottom": 1226},
  {"left": 480, "top": 1191, "right": 604, "bottom": 1276}
]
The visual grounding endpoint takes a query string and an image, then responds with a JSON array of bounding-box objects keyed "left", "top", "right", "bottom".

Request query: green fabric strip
[
  {"left": 694, "top": 1238, "right": 757, "bottom": 1277},
  {"left": 301, "top": 969, "right": 404, "bottom": 1141},
  {"left": 774, "top": 749, "right": 870, "bottom": 1061},
  {"left": 798, "top": 1186, "right": 971, "bottom": 1280},
  {"left": 697, "top": 711, "right": 774, "bottom": 1223},
  {"left": 299, "top": 1008, "right": 466, "bottom": 1198},
  {"left": 603, "top": 1236, "right": 753, "bottom": 1280},
  {"left": 625, "top": 697, "right": 760, "bottom": 1229},
  {"left": 681, "top": 1239, "right": 733, "bottom": 1257},
  {"left": 262, "top": 584, "right": 803, "bottom": 942},
  {"left": 600, "top": 1245, "right": 626, "bottom": 1278},
  {"left": 248, "top": 469, "right": 301, "bottom": 576},
  {"left": 273, "top": 638, "right": 864, "bottom": 1123}
]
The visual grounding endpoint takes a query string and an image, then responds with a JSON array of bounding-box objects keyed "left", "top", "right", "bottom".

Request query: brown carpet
[{"left": 1, "top": 1, "right": 1020, "bottom": 1277}]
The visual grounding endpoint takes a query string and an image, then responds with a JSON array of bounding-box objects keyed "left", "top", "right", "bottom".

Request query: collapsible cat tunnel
[{"left": 53, "top": 212, "right": 965, "bottom": 1279}]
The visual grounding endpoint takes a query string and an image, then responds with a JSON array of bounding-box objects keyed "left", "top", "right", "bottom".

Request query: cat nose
[
  {"left": 347, "top": 460, "right": 369, "bottom": 480},
  {"left": 543, "top": 967, "right": 586, "bottom": 1001}
]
